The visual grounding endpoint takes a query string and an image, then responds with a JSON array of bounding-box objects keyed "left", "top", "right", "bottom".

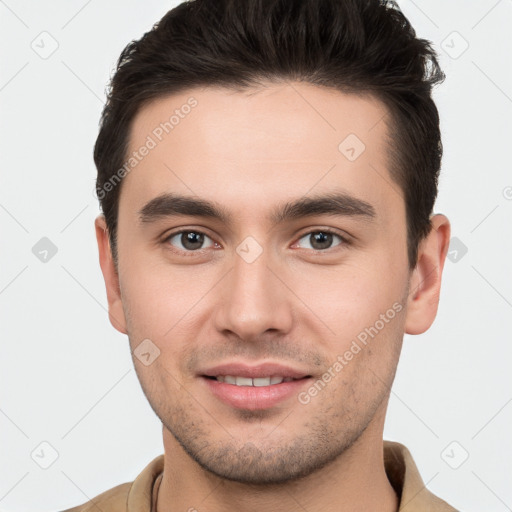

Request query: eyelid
[
  {"left": 162, "top": 228, "right": 219, "bottom": 256},
  {"left": 292, "top": 227, "right": 351, "bottom": 251},
  {"left": 162, "top": 226, "right": 216, "bottom": 242}
]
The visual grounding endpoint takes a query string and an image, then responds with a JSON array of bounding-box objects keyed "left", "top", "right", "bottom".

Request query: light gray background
[{"left": 1, "top": 1, "right": 511, "bottom": 511}]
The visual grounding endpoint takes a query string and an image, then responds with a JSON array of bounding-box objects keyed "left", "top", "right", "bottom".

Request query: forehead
[{"left": 120, "top": 82, "right": 402, "bottom": 225}]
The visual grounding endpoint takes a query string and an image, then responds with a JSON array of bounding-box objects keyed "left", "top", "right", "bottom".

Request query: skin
[{"left": 95, "top": 82, "right": 450, "bottom": 512}]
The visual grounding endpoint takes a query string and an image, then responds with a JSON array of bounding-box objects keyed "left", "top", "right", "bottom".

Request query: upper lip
[{"left": 200, "top": 362, "right": 311, "bottom": 379}]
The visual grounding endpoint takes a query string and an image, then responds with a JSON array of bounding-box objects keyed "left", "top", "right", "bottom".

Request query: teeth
[
  {"left": 253, "top": 377, "right": 271, "bottom": 387},
  {"left": 215, "top": 375, "right": 295, "bottom": 386},
  {"left": 236, "top": 376, "right": 253, "bottom": 386}
]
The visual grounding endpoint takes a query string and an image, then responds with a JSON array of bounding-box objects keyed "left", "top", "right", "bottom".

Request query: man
[{"left": 63, "top": 0, "right": 456, "bottom": 510}]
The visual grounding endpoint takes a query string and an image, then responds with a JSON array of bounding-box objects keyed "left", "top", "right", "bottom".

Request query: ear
[
  {"left": 95, "top": 214, "right": 128, "bottom": 334},
  {"left": 404, "top": 214, "right": 451, "bottom": 335}
]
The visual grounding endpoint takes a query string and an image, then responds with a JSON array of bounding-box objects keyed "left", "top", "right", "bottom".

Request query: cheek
[
  {"left": 118, "top": 251, "right": 216, "bottom": 341},
  {"left": 294, "top": 257, "right": 405, "bottom": 343}
]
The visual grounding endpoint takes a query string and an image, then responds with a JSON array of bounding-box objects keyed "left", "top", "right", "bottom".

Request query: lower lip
[{"left": 201, "top": 376, "right": 311, "bottom": 410}]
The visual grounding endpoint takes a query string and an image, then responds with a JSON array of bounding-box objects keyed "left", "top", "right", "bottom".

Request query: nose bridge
[{"left": 214, "top": 242, "right": 293, "bottom": 339}]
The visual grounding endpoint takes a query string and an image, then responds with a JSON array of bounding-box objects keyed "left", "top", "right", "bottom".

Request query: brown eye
[
  {"left": 165, "top": 230, "right": 215, "bottom": 251},
  {"left": 296, "top": 230, "right": 346, "bottom": 251}
]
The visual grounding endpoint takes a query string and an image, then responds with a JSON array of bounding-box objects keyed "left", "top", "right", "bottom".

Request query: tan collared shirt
[{"left": 60, "top": 440, "right": 458, "bottom": 511}]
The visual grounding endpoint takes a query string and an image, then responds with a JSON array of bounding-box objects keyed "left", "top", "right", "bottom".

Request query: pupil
[
  {"left": 311, "top": 232, "right": 332, "bottom": 250},
  {"left": 182, "top": 231, "right": 204, "bottom": 250}
]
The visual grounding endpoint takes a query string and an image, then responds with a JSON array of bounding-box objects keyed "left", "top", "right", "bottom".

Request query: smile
[{"left": 212, "top": 375, "right": 297, "bottom": 386}]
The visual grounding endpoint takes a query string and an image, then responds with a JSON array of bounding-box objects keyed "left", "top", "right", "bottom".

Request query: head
[{"left": 95, "top": 0, "right": 450, "bottom": 485}]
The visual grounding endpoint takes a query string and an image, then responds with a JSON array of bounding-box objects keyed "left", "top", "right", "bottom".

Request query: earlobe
[
  {"left": 404, "top": 214, "right": 451, "bottom": 335},
  {"left": 94, "top": 215, "right": 128, "bottom": 335}
]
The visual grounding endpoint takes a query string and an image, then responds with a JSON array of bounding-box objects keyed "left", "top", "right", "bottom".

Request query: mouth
[
  {"left": 203, "top": 375, "right": 306, "bottom": 386},
  {"left": 199, "top": 363, "right": 312, "bottom": 410},
  {"left": 201, "top": 375, "right": 312, "bottom": 410}
]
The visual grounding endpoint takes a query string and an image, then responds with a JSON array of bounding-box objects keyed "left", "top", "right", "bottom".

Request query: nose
[{"left": 213, "top": 246, "right": 294, "bottom": 341}]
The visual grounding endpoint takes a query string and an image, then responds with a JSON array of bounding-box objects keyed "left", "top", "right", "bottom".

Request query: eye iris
[
  {"left": 182, "top": 231, "right": 204, "bottom": 250},
  {"left": 311, "top": 231, "right": 333, "bottom": 250}
]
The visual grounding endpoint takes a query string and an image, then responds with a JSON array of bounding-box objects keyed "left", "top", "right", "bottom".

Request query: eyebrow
[{"left": 138, "top": 192, "right": 376, "bottom": 225}]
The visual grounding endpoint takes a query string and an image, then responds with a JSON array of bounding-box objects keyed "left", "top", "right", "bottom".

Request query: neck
[{"left": 156, "top": 420, "right": 398, "bottom": 512}]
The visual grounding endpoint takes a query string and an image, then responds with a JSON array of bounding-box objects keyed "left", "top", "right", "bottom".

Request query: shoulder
[{"left": 57, "top": 454, "right": 164, "bottom": 512}]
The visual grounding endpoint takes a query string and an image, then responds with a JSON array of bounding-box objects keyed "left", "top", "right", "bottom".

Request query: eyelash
[{"left": 162, "top": 228, "right": 351, "bottom": 256}]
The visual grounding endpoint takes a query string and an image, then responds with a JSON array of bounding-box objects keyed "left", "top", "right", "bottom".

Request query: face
[{"left": 97, "top": 82, "right": 442, "bottom": 484}]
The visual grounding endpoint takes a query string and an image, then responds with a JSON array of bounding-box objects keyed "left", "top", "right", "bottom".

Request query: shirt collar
[{"left": 384, "top": 440, "right": 456, "bottom": 510}]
